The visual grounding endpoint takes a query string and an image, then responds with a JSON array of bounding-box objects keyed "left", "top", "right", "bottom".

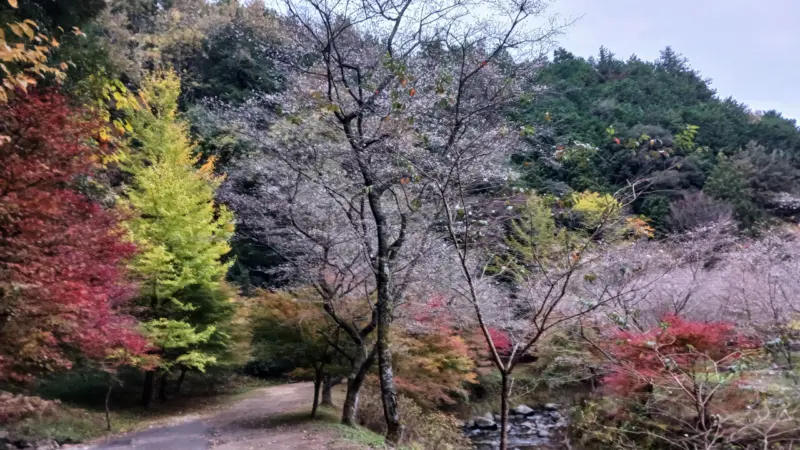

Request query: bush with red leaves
[
  {"left": 487, "top": 328, "right": 512, "bottom": 355},
  {"left": 406, "top": 294, "right": 513, "bottom": 359},
  {"left": 603, "top": 315, "right": 755, "bottom": 395},
  {"left": 0, "top": 92, "right": 146, "bottom": 383}
]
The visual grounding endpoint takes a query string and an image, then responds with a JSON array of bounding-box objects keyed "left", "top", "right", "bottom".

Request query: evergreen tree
[{"left": 123, "top": 70, "right": 234, "bottom": 406}]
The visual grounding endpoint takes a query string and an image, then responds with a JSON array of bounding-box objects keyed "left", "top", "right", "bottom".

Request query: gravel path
[{"left": 74, "top": 383, "right": 347, "bottom": 450}]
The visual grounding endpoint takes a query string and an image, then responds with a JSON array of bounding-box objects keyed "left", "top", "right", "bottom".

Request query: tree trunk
[
  {"left": 377, "top": 294, "right": 403, "bottom": 446},
  {"left": 311, "top": 369, "right": 322, "bottom": 419},
  {"left": 105, "top": 375, "right": 114, "bottom": 431},
  {"left": 158, "top": 373, "right": 168, "bottom": 402},
  {"left": 784, "top": 341, "right": 798, "bottom": 385},
  {"left": 175, "top": 367, "right": 188, "bottom": 394},
  {"left": 342, "top": 345, "right": 377, "bottom": 426},
  {"left": 321, "top": 375, "right": 335, "bottom": 407},
  {"left": 499, "top": 371, "right": 512, "bottom": 450},
  {"left": 141, "top": 370, "right": 155, "bottom": 408},
  {"left": 365, "top": 176, "right": 404, "bottom": 446},
  {"left": 342, "top": 377, "right": 363, "bottom": 426}
]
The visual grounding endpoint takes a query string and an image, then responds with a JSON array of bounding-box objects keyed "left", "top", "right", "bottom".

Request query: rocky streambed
[{"left": 463, "top": 404, "right": 567, "bottom": 449}]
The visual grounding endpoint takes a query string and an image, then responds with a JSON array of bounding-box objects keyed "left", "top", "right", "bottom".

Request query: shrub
[
  {"left": 0, "top": 392, "right": 61, "bottom": 424},
  {"left": 393, "top": 329, "right": 477, "bottom": 409},
  {"left": 0, "top": 391, "right": 107, "bottom": 444},
  {"left": 356, "top": 387, "right": 470, "bottom": 449},
  {"left": 587, "top": 315, "right": 800, "bottom": 449}
]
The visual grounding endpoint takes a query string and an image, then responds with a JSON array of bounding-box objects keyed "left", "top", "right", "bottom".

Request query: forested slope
[{"left": 516, "top": 47, "right": 800, "bottom": 232}]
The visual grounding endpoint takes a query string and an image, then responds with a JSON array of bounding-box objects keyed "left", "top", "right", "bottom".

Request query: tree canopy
[{"left": 517, "top": 47, "right": 800, "bottom": 232}]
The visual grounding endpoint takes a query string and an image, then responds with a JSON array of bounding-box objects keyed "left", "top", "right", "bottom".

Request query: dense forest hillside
[
  {"left": 2, "top": 1, "right": 799, "bottom": 449},
  {"left": 516, "top": 47, "right": 800, "bottom": 232}
]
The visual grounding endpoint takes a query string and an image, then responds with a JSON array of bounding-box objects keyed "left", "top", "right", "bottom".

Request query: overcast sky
[{"left": 548, "top": 0, "right": 800, "bottom": 122}]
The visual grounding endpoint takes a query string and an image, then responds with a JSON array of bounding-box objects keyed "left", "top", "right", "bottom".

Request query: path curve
[{"left": 74, "top": 383, "right": 344, "bottom": 450}]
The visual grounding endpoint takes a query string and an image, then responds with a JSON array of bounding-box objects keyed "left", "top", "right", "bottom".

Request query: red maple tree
[
  {"left": 0, "top": 92, "right": 145, "bottom": 383},
  {"left": 603, "top": 315, "right": 750, "bottom": 393},
  {"left": 602, "top": 315, "right": 758, "bottom": 431}
]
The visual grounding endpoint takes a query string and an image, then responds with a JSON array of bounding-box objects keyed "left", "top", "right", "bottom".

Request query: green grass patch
[
  {"left": 329, "top": 423, "right": 386, "bottom": 447},
  {"left": 312, "top": 406, "right": 415, "bottom": 450},
  {"left": 243, "top": 405, "right": 388, "bottom": 449}
]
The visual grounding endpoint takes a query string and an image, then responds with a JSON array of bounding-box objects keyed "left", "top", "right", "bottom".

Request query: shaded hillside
[{"left": 516, "top": 47, "right": 800, "bottom": 232}]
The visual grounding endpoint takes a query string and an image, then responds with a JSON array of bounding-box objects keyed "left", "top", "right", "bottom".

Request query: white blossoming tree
[{"left": 217, "top": 0, "right": 569, "bottom": 444}]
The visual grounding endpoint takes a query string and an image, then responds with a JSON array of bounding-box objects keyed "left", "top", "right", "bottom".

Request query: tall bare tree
[{"left": 218, "top": 0, "right": 567, "bottom": 444}]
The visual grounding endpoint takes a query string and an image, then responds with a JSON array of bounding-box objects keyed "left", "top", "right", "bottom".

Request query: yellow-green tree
[
  {"left": 123, "top": 70, "right": 234, "bottom": 406},
  {"left": 507, "top": 194, "right": 571, "bottom": 266}
]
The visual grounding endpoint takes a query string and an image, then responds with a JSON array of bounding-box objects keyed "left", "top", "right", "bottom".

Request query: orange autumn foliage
[{"left": 393, "top": 328, "right": 478, "bottom": 409}]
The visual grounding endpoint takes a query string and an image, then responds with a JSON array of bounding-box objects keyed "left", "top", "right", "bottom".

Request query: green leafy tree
[
  {"left": 1, "top": 0, "right": 105, "bottom": 30},
  {"left": 706, "top": 143, "right": 800, "bottom": 230},
  {"left": 507, "top": 194, "right": 567, "bottom": 264},
  {"left": 249, "top": 290, "right": 350, "bottom": 418},
  {"left": 123, "top": 70, "right": 234, "bottom": 406},
  {"left": 705, "top": 153, "right": 762, "bottom": 230}
]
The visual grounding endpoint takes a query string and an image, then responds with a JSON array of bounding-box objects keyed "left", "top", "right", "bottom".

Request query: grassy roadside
[{"left": 265, "top": 407, "right": 390, "bottom": 449}]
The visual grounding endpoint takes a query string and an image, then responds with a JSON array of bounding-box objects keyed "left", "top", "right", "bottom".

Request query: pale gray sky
[{"left": 549, "top": 0, "right": 800, "bottom": 122}]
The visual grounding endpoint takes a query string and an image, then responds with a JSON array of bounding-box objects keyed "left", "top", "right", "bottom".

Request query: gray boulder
[
  {"left": 512, "top": 404, "right": 534, "bottom": 415},
  {"left": 35, "top": 440, "right": 60, "bottom": 450},
  {"left": 474, "top": 413, "right": 496, "bottom": 429}
]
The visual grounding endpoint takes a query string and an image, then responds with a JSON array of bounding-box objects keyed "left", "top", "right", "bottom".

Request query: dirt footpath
[{"left": 75, "top": 383, "right": 355, "bottom": 450}]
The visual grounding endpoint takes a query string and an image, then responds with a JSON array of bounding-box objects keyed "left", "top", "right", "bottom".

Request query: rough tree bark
[
  {"left": 158, "top": 373, "right": 169, "bottom": 402},
  {"left": 499, "top": 371, "right": 512, "bottom": 450},
  {"left": 311, "top": 368, "right": 322, "bottom": 419},
  {"left": 376, "top": 277, "right": 403, "bottom": 445},
  {"left": 321, "top": 375, "right": 335, "bottom": 407},
  {"left": 342, "top": 344, "right": 377, "bottom": 426},
  {"left": 364, "top": 173, "right": 406, "bottom": 446},
  {"left": 141, "top": 370, "right": 155, "bottom": 408},
  {"left": 175, "top": 366, "right": 188, "bottom": 394}
]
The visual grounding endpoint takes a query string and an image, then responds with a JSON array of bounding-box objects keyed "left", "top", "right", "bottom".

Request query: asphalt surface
[{"left": 88, "top": 420, "right": 210, "bottom": 450}]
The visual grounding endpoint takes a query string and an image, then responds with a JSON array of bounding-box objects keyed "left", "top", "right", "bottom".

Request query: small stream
[{"left": 463, "top": 404, "right": 567, "bottom": 449}]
